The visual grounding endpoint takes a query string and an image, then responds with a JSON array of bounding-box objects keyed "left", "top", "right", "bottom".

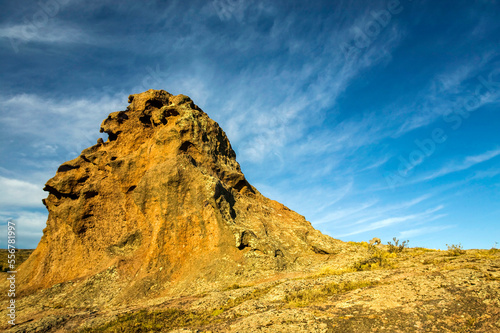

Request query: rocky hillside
[
  {"left": 1, "top": 90, "right": 498, "bottom": 332},
  {"left": 2, "top": 245, "right": 499, "bottom": 332},
  {"left": 5, "top": 90, "right": 342, "bottom": 302}
]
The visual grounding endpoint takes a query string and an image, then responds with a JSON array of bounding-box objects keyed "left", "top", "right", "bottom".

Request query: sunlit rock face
[{"left": 18, "top": 89, "right": 342, "bottom": 305}]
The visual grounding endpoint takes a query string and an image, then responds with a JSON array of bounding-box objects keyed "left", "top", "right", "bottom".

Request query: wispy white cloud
[
  {"left": 313, "top": 199, "right": 378, "bottom": 226},
  {"left": 470, "top": 168, "right": 500, "bottom": 180},
  {"left": 338, "top": 204, "right": 444, "bottom": 237},
  {"left": 356, "top": 155, "right": 391, "bottom": 173},
  {"left": 0, "top": 176, "right": 48, "bottom": 248},
  {"left": 418, "top": 148, "right": 500, "bottom": 182},
  {"left": 0, "top": 210, "right": 47, "bottom": 248},
  {"left": 316, "top": 193, "right": 431, "bottom": 226},
  {"left": 399, "top": 224, "right": 454, "bottom": 239},
  {"left": 392, "top": 52, "right": 499, "bottom": 137},
  {"left": 203, "top": 9, "right": 405, "bottom": 165},
  {"left": 465, "top": 148, "right": 500, "bottom": 164},
  {"left": 0, "top": 93, "right": 125, "bottom": 156},
  {"left": 371, "top": 148, "right": 500, "bottom": 193},
  {"left": 436, "top": 64, "right": 476, "bottom": 94},
  {"left": 0, "top": 176, "right": 46, "bottom": 208},
  {"left": 0, "top": 23, "right": 85, "bottom": 43},
  {"left": 211, "top": 0, "right": 254, "bottom": 21},
  {"left": 255, "top": 177, "right": 355, "bottom": 221}
]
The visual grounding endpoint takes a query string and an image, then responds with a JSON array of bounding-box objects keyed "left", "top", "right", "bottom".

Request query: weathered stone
[{"left": 17, "top": 89, "right": 343, "bottom": 304}]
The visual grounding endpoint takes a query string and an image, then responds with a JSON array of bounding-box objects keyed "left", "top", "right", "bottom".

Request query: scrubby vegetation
[
  {"left": 285, "top": 280, "right": 377, "bottom": 307},
  {"left": 387, "top": 237, "right": 409, "bottom": 253},
  {"left": 224, "top": 283, "right": 243, "bottom": 291},
  {"left": 81, "top": 285, "right": 275, "bottom": 332},
  {"left": 489, "top": 248, "right": 500, "bottom": 255},
  {"left": 80, "top": 308, "right": 214, "bottom": 332},
  {"left": 212, "top": 285, "right": 274, "bottom": 314},
  {"left": 315, "top": 266, "right": 356, "bottom": 277},
  {"left": 447, "top": 243, "right": 465, "bottom": 256},
  {"left": 352, "top": 247, "right": 397, "bottom": 271}
]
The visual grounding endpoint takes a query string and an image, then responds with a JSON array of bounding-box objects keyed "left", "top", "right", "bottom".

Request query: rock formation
[
  {"left": 5, "top": 90, "right": 499, "bottom": 333},
  {"left": 18, "top": 89, "right": 342, "bottom": 305}
]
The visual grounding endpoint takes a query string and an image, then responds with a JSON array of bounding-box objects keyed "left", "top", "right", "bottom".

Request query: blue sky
[{"left": 1, "top": 0, "right": 499, "bottom": 249}]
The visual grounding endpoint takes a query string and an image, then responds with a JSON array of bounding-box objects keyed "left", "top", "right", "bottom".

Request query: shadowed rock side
[{"left": 17, "top": 90, "right": 343, "bottom": 306}]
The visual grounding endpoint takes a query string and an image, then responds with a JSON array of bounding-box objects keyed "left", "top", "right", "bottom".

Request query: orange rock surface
[{"left": 18, "top": 90, "right": 342, "bottom": 303}]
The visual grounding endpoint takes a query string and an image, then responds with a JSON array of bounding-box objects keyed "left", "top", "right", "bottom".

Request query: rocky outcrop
[{"left": 17, "top": 90, "right": 343, "bottom": 305}]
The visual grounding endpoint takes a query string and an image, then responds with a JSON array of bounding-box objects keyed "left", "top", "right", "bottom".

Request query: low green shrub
[
  {"left": 446, "top": 243, "right": 465, "bottom": 256},
  {"left": 387, "top": 237, "right": 409, "bottom": 253}
]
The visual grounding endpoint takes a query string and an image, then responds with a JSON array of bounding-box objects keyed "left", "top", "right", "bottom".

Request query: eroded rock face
[{"left": 19, "top": 90, "right": 342, "bottom": 304}]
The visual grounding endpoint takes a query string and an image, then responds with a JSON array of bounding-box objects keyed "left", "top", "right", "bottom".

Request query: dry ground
[{"left": 2, "top": 244, "right": 500, "bottom": 332}]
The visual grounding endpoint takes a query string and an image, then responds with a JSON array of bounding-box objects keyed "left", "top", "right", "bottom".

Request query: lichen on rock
[{"left": 17, "top": 89, "right": 343, "bottom": 305}]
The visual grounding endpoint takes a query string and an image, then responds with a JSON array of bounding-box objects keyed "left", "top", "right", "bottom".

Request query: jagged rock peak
[
  {"left": 19, "top": 89, "right": 342, "bottom": 305},
  {"left": 99, "top": 90, "right": 243, "bottom": 185}
]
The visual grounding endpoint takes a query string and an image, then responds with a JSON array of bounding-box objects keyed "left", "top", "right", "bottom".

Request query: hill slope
[
  {"left": 11, "top": 90, "right": 342, "bottom": 304},
  {"left": 2, "top": 90, "right": 498, "bottom": 332}
]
